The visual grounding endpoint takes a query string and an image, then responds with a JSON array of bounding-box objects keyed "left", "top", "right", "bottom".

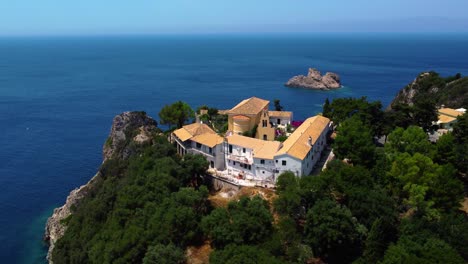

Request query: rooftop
[
  {"left": 226, "top": 134, "right": 281, "bottom": 160},
  {"left": 439, "top": 108, "right": 464, "bottom": 117},
  {"left": 228, "top": 97, "right": 269, "bottom": 115},
  {"left": 232, "top": 115, "right": 250, "bottom": 120},
  {"left": 191, "top": 133, "right": 224, "bottom": 148},
  {"left": 173, "top": 123, "right": 216, "bottom": 142},
  {"left": 276, "top": 115, "right": 330, "bottom": 160},
  {"left": 437, "top": 108, "right": 464, "bottom": 124},
  {"left": 268, "top": 111, "right": 293, "bottom": 118}
]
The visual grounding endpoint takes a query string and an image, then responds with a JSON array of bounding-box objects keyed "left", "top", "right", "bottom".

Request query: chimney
[{"left": 308, "top": 136, "right": 312, "bottom": 146}]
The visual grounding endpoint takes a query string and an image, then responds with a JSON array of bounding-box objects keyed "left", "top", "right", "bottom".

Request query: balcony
[
  {"left": 189, "top": 147, "right": 214, "bottom": 158},
  {"left": 227, "top": 154, "right": 253, "bottom": 165}
]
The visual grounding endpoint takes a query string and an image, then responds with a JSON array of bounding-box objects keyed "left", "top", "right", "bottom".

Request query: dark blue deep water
[{"left": 1, "top": 34, "right": 468, "bottom": 263}]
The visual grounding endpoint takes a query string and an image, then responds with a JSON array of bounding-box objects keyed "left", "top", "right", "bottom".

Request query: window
[
  {"left": 243, "top": 148, "right": 246, "bottom": 153},
  {"left": 260, "top": 159, "right": 265, "bottom": 164},
  {"left": 276, "top": 160, "right": 278, "bottom": 163},
  {"left": 209, "top": 147, "right": 212, "bottom": 154},
  {"left": 229, "top": 144, "right": 232, "bottom": 153},
  {"left": 196, "top": 143, "right": 201, "bottom": 149},
  {"left": 277, "top": 119, "right": 281, "bottom": 124},
  {"left": 248, "top": 165, "right": 251, "bottom": 170},
  {"left": 210, "top": 161, "right": 214, "bottom": 168},
  {"left": 262, "top": 120, "right": 267, "bottom": 127},
  {"left": 263, "top": 134, "right": 267, "bottom": 140},
  {"left": 262, "top": 171, "right": 265, "bottom": 174},
  {"left": 282, "top": 160, "right": 287, "bottom": 166},
  {"left": 233, "top": 161, "right": 236, "bottom": 165}
]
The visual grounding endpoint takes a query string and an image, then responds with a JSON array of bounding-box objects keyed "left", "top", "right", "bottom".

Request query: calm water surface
[{"left": 1, "top": 33, "right": 468, "bottom": 263}]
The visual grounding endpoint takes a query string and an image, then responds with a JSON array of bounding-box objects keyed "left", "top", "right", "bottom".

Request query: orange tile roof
[
  {"left": 438, "top": 108, "right": 464, "bottom": 117},
  {"left": 438, "top": 108, "right": 464, "bottom": 124},
  {"left": 268, "top": 111, "right": 293, "bottom": 118},
  {"left": 191, "top": 133, "right": 224, "bottom": 148},
  {"left": 226, "top": 134, "right": 281, "bottom": 160},
  {"left": 228, "top": 97, "right": 269, "bottom": 115},
  {"left": 233, "top": 115, "right": 250, "bottom": 120},
  {"left": 438, "top": 115, "right": 457, "bottom": 124},
  {"left": 173, "top": 123, "right": 216, "bottom": 142},
  {"left": 276, "top": 115, "right": 330, "bottom": 160}
]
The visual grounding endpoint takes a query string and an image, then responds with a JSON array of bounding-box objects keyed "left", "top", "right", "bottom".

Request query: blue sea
[{"left": 1, "top": 33, "right": 468, "bottom": 263}]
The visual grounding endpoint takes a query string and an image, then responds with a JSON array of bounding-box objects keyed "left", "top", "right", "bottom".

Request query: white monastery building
[{"left": 171, "top": 97, "right": 332, "bottom": 186}]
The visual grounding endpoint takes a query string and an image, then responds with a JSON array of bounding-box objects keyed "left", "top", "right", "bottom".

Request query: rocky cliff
[
  {"left": 388, "top": 71, "right": 468, "bottom": 110},
  {"left": 285, "top": 68, "right": 341, "bottom": 90},
  {"left": 44, "top": 111, "right": 159, "bottom": 263}
]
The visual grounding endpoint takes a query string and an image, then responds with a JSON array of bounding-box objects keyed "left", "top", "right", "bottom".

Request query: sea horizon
[{"left": 1, "top": 33, "right": 468, "bottom": 263}]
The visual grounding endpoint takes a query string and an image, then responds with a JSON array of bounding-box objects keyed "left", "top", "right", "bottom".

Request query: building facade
[
  {"left": 172, "top": 97, "right": 332, "bottom": 187},
  {"left": 172, "top": 123, "right": 225, "bottom": 170},
  {"left": 274, "top": 115, "right": 331, "bottom": 177}
]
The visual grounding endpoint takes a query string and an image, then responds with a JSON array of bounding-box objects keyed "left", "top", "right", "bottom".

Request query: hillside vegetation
[
  {"left": 52, "top": 93, "right": 467, "bottom": 263},
  {"left": 389, "top": 71, "right": 468, "bottom": 109}
]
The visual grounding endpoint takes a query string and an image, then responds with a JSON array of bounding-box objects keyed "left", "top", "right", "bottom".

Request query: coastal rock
[
  {"left": 387, "top": 71, "right": 468, "bottom": 110},
  {"left": 44, "top": 111, "right": 158, "bottom": 263},
  {"left": 103, "top": 111, "right": 158, "bottom": 161},
  {"left": 285, "top": 68, "right": 341, "bottom": 90},
  {"left": 44, "top": 173, "right": 99, "bottom": 263}
]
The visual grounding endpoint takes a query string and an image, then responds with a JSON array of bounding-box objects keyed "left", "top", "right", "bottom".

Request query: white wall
[
  {"left": 186, "top": 141, "right": 225, "bottom": 170},
  {"left": 253, "top": 158, "right": 276, "bottom": 182},
  {"left": 226, "top": 143, "right": 255, "bottom": 178},
  {"left": 269, "top": 116, "right": 291, "bottom": 126},
  {"left": 274, "top": 154, "right": 303, "bottom": 177}
]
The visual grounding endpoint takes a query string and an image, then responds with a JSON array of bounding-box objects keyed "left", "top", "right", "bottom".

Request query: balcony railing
[{"left": 227, "top": 154, "right": 253, "bottom": 165}]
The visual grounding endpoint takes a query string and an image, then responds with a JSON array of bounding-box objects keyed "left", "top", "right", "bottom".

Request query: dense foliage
[
  {"left": 52, "top": 136, "right": 210, "bottom": 263},
  {"left": 390, "top": 71, "right": 467, "bottom": 109},
  {"left": 54, "top": 86, "right": 467, "bottom": 263},
  {"left": 159, "top": 101, "right": 195, "bottom": 129}
]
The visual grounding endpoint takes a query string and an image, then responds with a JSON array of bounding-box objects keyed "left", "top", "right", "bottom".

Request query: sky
[{"left": 1, "top": 0, "right": 468, "bottom": 35}]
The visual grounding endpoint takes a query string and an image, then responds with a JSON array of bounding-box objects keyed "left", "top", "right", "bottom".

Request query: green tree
[
  {"left": 324, "top": 97, "right": 384, "bottom": 136},
  {"left": 210, "top": 244, "right": 285, "bottom": 264},
  {"left": 389, "top": 153, "right": 463, "bottom": 219},
  {"left": 360, "top": 218, "right": 397, "bottom": 263},
  {"left": 412, "top": 96, "right": 437, "bottom": 131},
  {"left": 385, "top": 126, "right": 434, "bottom": 159},
  {"left": 434, "top": 133, "right": 457, "bottom": 165},
  {"left": 323, "top": 98, "right": 331, "bottom": 117},
  {"left": 274, "top": 173, "right": 301, "bottom": 219},
  {"left": 304, "top": 199, "right": 367, "bottom": 263},
  {"left": 143, "top": 244, "right": 185, "bottom": 264},
  {"left": 159, "top": 101, "right": 195, "bottom": 129},
  {"left": 202, "top": 196, "right": 273, "bottom": 248},
  {"left": 274, "top": 99, "right": 284, "bottom": 111},
  {"left": 380, "top": 236, "right": 465, "bottom": 264},
  {"left": 453, "top": 113, "right": 468, "bottom": 173},
  {"left": 333, "top": 116, "right": 376, "bottom": 168},
  {"left": 180, "top": 154, "right": 209, "bottom": 186},
  {"left": 275, "top": 171, "right": 298, "bottom": 193}
]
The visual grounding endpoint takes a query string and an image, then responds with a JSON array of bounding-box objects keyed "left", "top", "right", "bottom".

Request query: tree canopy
[
  {"left": 159, "top": 101, "right": 195, "bottom": 129},
  {"left": 333, "top": 115, "right": 376, "bottom": 167}
]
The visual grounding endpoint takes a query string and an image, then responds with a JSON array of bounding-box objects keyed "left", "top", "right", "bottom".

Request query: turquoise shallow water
[{"left": 1, "top": 33, "right": 468, "bottom": 263}]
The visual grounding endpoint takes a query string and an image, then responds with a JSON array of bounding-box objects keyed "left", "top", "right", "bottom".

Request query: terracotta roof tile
[
  {"left": 228, "top": 97, "right": 269, "bottom": 115},
  {"left": 268, "top": 111, "right": 293, "bottom": 118},
  {"left": 437, "top": 108, "right": 464, "bottom": 124},
  {"left": 173, "top": 123, "right": 216, "bottom": 142},
  {"left": 191, "top": 133, "right": 224, "bottom": 148},
  {"left": 276, "top": 115, "right": 330, "bottom": 160},
  {"left": 233, "top": 115, "right": 250, "bottom": 120},
  {"left": 226, "top": 134, "right": 281, "bottom": 160}
]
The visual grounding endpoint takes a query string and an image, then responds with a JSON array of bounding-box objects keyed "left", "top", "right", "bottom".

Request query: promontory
[{"left": 285, "top": 68, "right": 341, "bottom": 90}]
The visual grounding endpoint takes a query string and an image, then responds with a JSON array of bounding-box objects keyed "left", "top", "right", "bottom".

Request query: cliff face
[
  {"left": 44, "top": 111, "right": 158, "bottom": 263},
  {"left": 285, "top": 68, "right": 341, "bottom": 90},
  {"left": 388, "top": 72, "right": 468, "bottom": 110}
]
